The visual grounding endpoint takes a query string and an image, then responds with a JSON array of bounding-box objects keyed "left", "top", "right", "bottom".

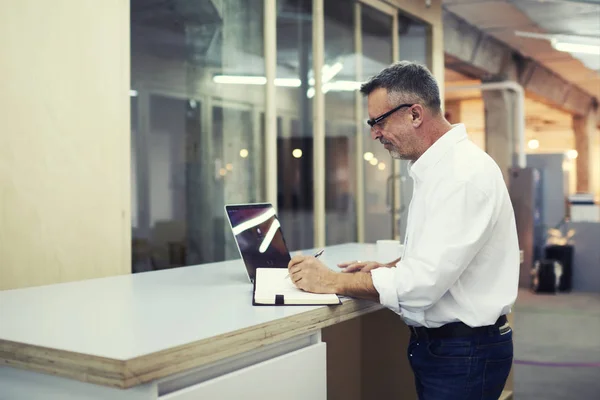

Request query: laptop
[{"left": 225, "top": 203, "right": 292, "bottom": 283}]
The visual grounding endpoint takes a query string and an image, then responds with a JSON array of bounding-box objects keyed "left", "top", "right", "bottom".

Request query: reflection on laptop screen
[{"left": 226, "top": 204, "right": 291, "bottom": 282}]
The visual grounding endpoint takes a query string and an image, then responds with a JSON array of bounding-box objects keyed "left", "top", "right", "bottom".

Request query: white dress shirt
[{"left": 370, "top": 123, "right": 520, "bottom": 328}]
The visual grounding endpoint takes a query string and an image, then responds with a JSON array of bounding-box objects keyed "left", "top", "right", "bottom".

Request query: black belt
[{"left": 409, "top": 315, "right": 508, "bottom": 340}]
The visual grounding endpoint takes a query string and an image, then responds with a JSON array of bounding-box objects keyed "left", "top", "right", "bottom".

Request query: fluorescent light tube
[
  {"left": 553, "top": 41, "right": 600, "bottom": 55},
  {"left": 325, "top": 81, "right": 362, "bottom": 91},
  {"left": 213, "top": 74, "right": 362, "bottom": 97},
  {"left": 322, "top": 62, "right": 343, "bottom": 83},
  {"left": 274, "top": 78, "right": 301, "bottom": 87},
  {"left": 213, "top": 75, "right": 302, "bottom": 87},
  {"left": 213, "top": 75, "right": 267, "bottom": 85}
]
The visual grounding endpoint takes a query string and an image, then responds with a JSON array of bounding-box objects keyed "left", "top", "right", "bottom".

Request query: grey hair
[{"left": 360, "top": 61, "right": 441, "bottom": 114}]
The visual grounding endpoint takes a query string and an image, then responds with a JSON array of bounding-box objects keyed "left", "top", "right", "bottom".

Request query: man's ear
[{"left": 411, "top": 104, "right": 424, "bottom": 128}]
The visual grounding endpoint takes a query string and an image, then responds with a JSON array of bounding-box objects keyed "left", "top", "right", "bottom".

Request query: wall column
[
  {"left": 592, "top": 125, "right": 600, "bottom": 202},
  {"left": 0, "top": 0, "right": 130, "bottom": 290},
  {"left": 572, "top": 107, "right": 599, "bottom": 195},
  {"left": 483, "top": 90, "right": 515, "bottom": 183}
]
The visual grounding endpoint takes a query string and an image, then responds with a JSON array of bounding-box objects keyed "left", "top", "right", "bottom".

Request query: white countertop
[{"left": 0, "top": 243, "right": 380, "bottom": 361}]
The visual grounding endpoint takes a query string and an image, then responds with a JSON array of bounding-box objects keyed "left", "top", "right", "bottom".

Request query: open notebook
[{"left": 253, "top": 268, "right": 341, "bottom": 305}]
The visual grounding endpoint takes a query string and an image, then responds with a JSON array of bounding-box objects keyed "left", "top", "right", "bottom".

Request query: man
[{"left": 288, "top": 61, "right": 520, "bottom": 400}]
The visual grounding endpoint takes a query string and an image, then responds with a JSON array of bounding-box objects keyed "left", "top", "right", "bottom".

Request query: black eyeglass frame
[{"left": 366, "top": 103, "right": 414, "bottom": 127}]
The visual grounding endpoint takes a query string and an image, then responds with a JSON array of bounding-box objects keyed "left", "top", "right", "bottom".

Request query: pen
[{"left": 285, "top": 248, "right": 325, "bottom": 280}]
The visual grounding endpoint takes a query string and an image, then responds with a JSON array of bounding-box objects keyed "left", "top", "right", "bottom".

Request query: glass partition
[
  {"left": 130, "top": 0, "right": 433, "bottom": 270},
  {"left": 397, "top": 13, "right": 431, "bottom": 241},
  {"left": 323, "top": 0, "right": 358, "bottom": 245},
  {"left": 275, "top": 0, "right": 314, "bottom": 251},
  {"left": 361, "top": 4, "right": 394, "bottom": 243},
  {"left": 130, "top": 0, "right": 265, "bottom": 271}
]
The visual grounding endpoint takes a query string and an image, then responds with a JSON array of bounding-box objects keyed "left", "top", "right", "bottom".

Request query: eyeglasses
[{"left": 366, "top": 103, "right": 413, "bottom": 128}]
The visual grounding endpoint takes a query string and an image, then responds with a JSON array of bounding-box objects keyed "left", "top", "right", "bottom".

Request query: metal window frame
[
  {"left": 354, "top": 2, "right": 365, "bottom": 243},
  {"left": 264, "top": 0, "right": 277, "bottom": 208},
  {"left": 391, "top": 5, "right": 402, "bottom": 241},
  {"left": 313, "top": 0, "right": 326, "bottom": 247}
]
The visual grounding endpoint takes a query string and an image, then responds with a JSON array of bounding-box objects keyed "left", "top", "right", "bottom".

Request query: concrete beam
[
  {"left": 521, "top": 63, "right": 571, "bottom": 109},
  {"left": 443, "top": 11, "right": 513, "bottom": 79},
  {"left": 564, "top": 89, "right": 596, "bottom": 117},
  {"left": 445, "top": 54, "right": 487, "bottom": 79},
  {"left": 443, "top": 11, "right": 481, "bottom": 64},
  {"left": 471, "top": 36, "right": 512, "bottom": 77},
  {"left": 443, "top": 10, "right": 598, "bottom": 121}
]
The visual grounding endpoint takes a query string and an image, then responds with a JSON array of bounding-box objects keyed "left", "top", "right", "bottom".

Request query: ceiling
[{"left": 443, "top": 0, "right": 600, "bottom": 100}]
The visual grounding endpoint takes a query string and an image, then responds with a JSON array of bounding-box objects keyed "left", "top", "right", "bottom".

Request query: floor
[{"left": 513, "top": 289, "right": 600, "bottom": 400}]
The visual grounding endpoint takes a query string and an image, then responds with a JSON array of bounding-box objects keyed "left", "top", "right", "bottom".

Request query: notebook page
[{"left": 255, "top": 268, "right": 339, "bottom": 304}]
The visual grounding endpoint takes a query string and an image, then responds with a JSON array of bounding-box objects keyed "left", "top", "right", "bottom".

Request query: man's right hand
[{"left": 337, "top": 258, "right": 399, "bottom": 273}]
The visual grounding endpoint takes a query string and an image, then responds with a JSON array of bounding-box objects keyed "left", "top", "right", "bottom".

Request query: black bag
[
  {"left": 544, "top": 245, "right": 574, "bottom": 292},
  {"left": 531, "top": 259, "right": 561, "bottom": 294}
]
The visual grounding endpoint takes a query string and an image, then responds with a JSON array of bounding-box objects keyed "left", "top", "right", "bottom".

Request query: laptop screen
[{"left": 225, "top": 203, "right": 292, "bottom": 282}]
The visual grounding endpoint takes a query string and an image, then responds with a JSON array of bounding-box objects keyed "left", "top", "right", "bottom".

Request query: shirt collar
[{"left": 408, "top": 123, "right": 468, "bottom": 182}]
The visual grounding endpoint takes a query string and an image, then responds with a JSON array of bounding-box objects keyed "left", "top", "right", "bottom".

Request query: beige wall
[
  {"left": 0, "top": 0, "right": 130, "bottom": 290},
  {"left": 458, "top": 99, "right": 486, "bottom": 149}
]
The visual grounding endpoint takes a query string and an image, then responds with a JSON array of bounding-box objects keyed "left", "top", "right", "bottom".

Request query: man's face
[{"left": 367, "top": 88, "right": 418, "bottom": 160}]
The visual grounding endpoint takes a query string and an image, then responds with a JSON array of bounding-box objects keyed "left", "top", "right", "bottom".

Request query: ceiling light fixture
[
  {"left": 274, "top": 78, "right": 301, "bottom": 87},
  {"left": 323, "top": 81, "right": 362, "bottom": 93},
  {"left": 213, "top": 75, "right": 303, "bottom": 87},
  {"left": 213, "top": 62, "right": 361, "bottom": 98},
  {"left": 213, "top": 75, "right": 266, "bottom": 85},
  {"left": 514, "top": 31, "right": 600, "bottom": 55},
  {"left": 567, "top": 149, "right": 579, "bottom": 159},
  {"left": 528, "top": 139, "right": 540, "bottom": 150},
  {"left": 552, "top": 40, "right": 600, "bottom": 55},
  {"left": 322, "top": 62, "right": 344, "bottom": 83}
]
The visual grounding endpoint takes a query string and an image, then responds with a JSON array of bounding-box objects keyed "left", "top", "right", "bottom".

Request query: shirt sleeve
[{"left": 371, "top": 181, "right": 495, "bottom": 314}]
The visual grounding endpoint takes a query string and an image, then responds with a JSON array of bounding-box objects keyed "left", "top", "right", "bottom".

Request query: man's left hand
[{"left": 288, "top": 255, "right": 340, "bottom": 294}]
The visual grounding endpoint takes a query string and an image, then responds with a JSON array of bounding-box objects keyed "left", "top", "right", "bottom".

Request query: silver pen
[{"left": 285, "top": 248, "right": 325, "bottom": 280}]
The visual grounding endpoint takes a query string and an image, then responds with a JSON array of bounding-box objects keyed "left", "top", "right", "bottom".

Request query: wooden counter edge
[
  {"left": 0, "top": 299, "right": 383, "bottom": 389},
  {"left": 0, "top": 340, "right": 127, "bottom": 386}
]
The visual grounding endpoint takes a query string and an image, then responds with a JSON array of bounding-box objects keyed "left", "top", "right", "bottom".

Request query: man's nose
[{"left": 371, "top": 127, "right": 381, "bottom": 141}]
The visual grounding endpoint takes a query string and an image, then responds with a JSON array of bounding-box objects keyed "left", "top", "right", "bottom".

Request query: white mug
[{"left": 376, "top": 240, "right": 404, "bottom": 262}]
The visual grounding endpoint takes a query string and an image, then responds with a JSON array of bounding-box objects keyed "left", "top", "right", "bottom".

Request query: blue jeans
[{"left": 407, "top": 325, "right": 513, "bottom": 400}]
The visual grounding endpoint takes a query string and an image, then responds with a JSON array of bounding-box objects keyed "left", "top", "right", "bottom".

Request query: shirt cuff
[{"left": 370, "top": 267, "right": 400, "bottom": 314}]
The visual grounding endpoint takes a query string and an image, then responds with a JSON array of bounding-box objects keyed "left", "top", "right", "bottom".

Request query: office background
[
  {"left": 1, "top": 2, "right": 599, "bottom": 399},
  {"left": 1, "top": 0, "right": 597, "bottom": 292},
  {"left": 1, "top": 0, "right": 445, "bottom": 290}
]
